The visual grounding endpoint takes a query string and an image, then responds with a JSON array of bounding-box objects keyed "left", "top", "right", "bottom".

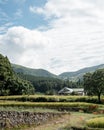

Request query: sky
[{"left": 0, "top": 0, "right": 104, "bottom": 74}]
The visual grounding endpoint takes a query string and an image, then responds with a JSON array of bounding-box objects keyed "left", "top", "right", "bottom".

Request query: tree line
[
  {"left": 0, "top": 54, "right": 34, "bottom": 95},
  {"left": 18, "top": 73, "right": 83, "bottom": 95}
]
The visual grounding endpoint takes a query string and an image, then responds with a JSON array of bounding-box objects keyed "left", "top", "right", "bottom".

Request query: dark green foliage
[
  {"left": 18, "top": 73, "right": 64, "bottom": 94},
  {"left": 12, "top": 64, "right": 58, "bottom": 78},
  {"left": 0, "top": 54, "right": 34, "bottom": 95},
  {"left": 18, "top": 73, "right": 84, "bottom": 94},
  {"left": 83, "top": 69, "right": 104, "bottom": 103},
  {"left": 12, "top": 63, "right": 104, "bottom": 82}
]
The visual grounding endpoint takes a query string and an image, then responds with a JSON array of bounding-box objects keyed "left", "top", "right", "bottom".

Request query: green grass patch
[
  {"left": 0, "top": 95, "right": 101, "bottom": 103},
  {"left": 0, "top": 106, "right": 59, "bottom": 113},
  {"left": 63, "top": 112, "right": 104, "bottom": 130},
  {"left": 86, "top": 117, "right": 104, "bottom": 128},
  {"left": 0, "top": 101, "right": 99, "bottom": 112},
  {"left": 0, "top": 101, "right": 97, "bottom": 107}
]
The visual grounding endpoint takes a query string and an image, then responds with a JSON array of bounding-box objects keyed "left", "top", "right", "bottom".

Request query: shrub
[
  {"left": 88, "top": 104, "right": 98, "bottom": 112},
  {"left": 86, "top": 117, "right": 104, "bottom": 128}
]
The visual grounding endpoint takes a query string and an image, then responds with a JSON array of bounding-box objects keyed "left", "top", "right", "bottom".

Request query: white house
[
  {"left": 58, "top": 87, "right": 73, "bottom": 95},
  {"left": 58, "top": 87, "right": 84, "bottom": 95}
]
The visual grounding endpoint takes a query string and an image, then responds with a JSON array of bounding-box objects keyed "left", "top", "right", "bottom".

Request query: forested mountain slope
[
  {"left": 12, "top": 63, "right": 104, "bottom": 81},
  {"left": 59, "top": 64, "right": 104, "bottom": 81},
  {"left": 12, "top": 64, "right": 58, "bottom": 78}
]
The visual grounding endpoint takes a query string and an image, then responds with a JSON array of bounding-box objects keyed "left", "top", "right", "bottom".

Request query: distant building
[
  {"left": 58, "top": 87, "right": 73, "bottom": 95},
  {"left": 72, "top": 88, "right": 84, "bottom": 96},
  {"left": 58, "top": 87, "right": 84, "bottom": 95}
]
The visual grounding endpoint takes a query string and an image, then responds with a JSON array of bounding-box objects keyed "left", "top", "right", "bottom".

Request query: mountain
[
  {"left": 12, "top": 63, "right": 104, "bottom": 81},
  {"left": 11, "top": 64, "right": 58, "bottom": 78},
  {"left": 59, "top": 64, "right": 104, "bottom": 81}
]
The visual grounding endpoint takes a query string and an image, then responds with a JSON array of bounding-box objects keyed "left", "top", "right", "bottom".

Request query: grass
[
  {"left": 62, "top": 112, "right": 104, "bottom": 130},
  {"left": 0, "top": 95, "right": 104, "bottom": 130},
  {"left": 0, "top": 100, "right": 99, "bottom": 110},
  {"left": 86, "top": 117, "right": 104, "bottom": 128},
  {"left": 9, "top": 112, "right": 104, "bottom": 130},
  {"left": 0, "top": 95, "right": 103, "bottom": 103},
  {"left": 0, "top": 106, "right": 59, "bottom": 113},
  {"left": 64, "top": 112, "right": 95, "bottom": 128}
]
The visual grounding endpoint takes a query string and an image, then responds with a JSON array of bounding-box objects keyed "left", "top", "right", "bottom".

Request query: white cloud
[
  {"left": 29, "top": 0, "right": 104, "bottom": 74},
  {"left": 1, "top": 0, "right": 104, "bottom": 74},
  {"left": 30, "top": 0, "right": 104, "bottom": 24},
  {"left": 0, "top": 26, "right": 50, "bottom": 69},
  {"left": 30, "top": 0, "right": 90, "bottom": 17},
  {"left": 1, "top": 26, "right": 49, "bottom": 48},
  {"left": 0, "top": 22, "right": 13, "bottom": 34}
]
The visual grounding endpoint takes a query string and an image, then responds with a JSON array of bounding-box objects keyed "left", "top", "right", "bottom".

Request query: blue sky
[
  {"left": 0, "top": 0, "right": 104, "bottom": 74},
  {"left": 0, "top": 0, "right": 48, "bottom": 30}
]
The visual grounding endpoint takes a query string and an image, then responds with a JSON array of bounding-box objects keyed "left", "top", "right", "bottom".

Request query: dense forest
[
  {"left": 18, "top": 73, "right": 83, "bottom": 94},
  {"left": 0, "top": 54, "right": 34, "bottom": 95}
]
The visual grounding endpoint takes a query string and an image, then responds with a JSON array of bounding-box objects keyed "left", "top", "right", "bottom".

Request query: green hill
[
  {"left": 11, "top": 64, "right": 58, "bottom": 78},
  {"left": 12, "top": 63, "right": 104, "bottom": 81},
  {"left": 59, "top": 64, "right": 104, "bottom": 81}
]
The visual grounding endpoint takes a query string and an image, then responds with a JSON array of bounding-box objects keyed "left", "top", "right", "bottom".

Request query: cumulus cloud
[
  {"left": 30, "top": 0, "right": 104, "bottom": 24},
  {"left": 29, "top": 0, "right": 104, "bottom": 73},
  {"left": 30, "top": 0, "right": 94, "bottom": 18},
  {"left": 1, "top": 0, "right": 104, "bottom": 74},
  {"left": 1, "top": 26, "right": 49, "bottom": 48},
  {"left": 0, "top": 26, "right": 50, "bottom": 69}
]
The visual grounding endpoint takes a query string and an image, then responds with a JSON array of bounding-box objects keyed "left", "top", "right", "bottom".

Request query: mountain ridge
[
  {"left": 11, "top": 64, "right": 58, "bottom": 78},
  {"left": 11, "top": 63, "right": 104, "bottom": 81},
  {"left": 59, "top": 64, "right": 104, "bottom": 80}
]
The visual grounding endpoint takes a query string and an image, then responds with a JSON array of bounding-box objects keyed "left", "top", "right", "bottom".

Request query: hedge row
[{"left": 0, "top": 95, "right": 102, "bottom": 103}]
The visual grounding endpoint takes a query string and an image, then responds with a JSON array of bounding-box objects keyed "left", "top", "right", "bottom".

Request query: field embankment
[
  {"left": 0, "top": 111, "right": 66, "bottom": 129},
  {"left": 0, "top": 95, "right": 104, "bottom": 103},
  {"left": 0, "top": 95, "right": 104, "bottom": 129}
]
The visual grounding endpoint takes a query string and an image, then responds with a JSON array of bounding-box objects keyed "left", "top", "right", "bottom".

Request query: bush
[
  {"left": 34, "top": 97, "right": 48, "bottom": 102},
  {"left": 87, "top": 104, "right": 98, "bottom": 112},
  {"left": 86, "top": 117, "right": 104, "bottom": 128}
]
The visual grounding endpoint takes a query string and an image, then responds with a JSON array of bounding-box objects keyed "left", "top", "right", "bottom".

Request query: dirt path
[{"left": 24, "top": 113, "right": 70, "bottom": 130}]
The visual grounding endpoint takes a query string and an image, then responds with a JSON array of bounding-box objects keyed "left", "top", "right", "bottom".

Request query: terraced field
[{"left": 0, "top": 95, "right": 104, "bottom": 130}]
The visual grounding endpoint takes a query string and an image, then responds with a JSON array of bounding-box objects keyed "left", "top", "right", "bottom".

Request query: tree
[
  {"left": 83, "top": 69, "right": 104, "bottom": 103},
  {"left": 83, "top": 72, "right": 93, "bottom": 95},
  {"left": 0, "top": 54, "right": 35, "bottom": 95}
]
